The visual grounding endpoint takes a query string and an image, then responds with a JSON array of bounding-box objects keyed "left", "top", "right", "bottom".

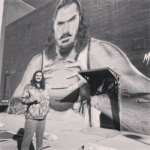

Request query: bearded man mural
[{"left": 8, "top": 0, "right": 150, "bottom": 131}]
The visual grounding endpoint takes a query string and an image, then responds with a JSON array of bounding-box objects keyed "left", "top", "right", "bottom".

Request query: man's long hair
[
  {"left": 45, "top": 0, "right": 89, "bottom": 60},
  {"left": 30, "top": 70, "right": 45, "bottom": 90}
]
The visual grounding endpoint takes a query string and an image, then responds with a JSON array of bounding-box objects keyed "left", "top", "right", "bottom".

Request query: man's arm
[
  {"left": 22, "top": 85, "right": 40, "bottom": 105},
  {"left": 22, "top": 85, "right": 34, "bottom": 105}
]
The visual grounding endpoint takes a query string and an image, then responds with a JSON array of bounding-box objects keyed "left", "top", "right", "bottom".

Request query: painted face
[
  {"left": 35, "top": 72, "right": 42, "bottom": 83},
  {"left": 54, "top": 3, "right": 80, "bottom": 56}
]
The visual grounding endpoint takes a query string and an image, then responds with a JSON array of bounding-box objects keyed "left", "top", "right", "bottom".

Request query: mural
[
  {"left": 4, "top": 0, "right": 150, "bottom": 134},
  {"left": 143, "top": 52, "right": 150, "bottom": 66}
]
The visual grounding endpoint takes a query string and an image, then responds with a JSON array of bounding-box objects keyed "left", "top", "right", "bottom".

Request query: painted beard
[
  {"left": 57, "top": 32, "right": 75, "bottom": 57},
  {"left": 58, "top": 42, "right": 74, "bottom": 57},
  {"left": 45, "top": 25, "right": 89, "bottom": 60}
]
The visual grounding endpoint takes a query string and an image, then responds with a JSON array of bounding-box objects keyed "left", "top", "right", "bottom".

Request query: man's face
[
  {"left": 35, "top": 72, "right": 42, "bottom": 83},
  {"left": 54, "top": 3, "right": 80, "bottom": 56}
]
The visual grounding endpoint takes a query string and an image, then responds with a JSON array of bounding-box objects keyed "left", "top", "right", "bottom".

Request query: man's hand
[
  {"left": 33, "top": 100, "right": 40, "bottom": 104},
  {"left": 31, "top": 92, "right": 40, "bottom": 104}
]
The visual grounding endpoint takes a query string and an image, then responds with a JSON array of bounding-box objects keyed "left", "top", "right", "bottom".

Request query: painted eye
[
  {"left": 57, "top": 22, "right": 64, "bottom": 26},
  {"left": 69, "top": 16, "right": 76, "bottom": 22}
]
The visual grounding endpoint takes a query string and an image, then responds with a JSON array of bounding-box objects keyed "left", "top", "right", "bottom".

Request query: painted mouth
[{"left": 61, "top": 37, "right": 70, "bottom": 43}]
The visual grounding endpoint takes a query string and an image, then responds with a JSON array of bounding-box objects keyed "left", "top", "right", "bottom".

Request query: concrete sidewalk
[{"left": 0, "top": 113, "right": 150, "bottom": 150}]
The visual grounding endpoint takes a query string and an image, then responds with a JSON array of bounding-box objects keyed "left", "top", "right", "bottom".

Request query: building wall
[
  {"left": 0, "top": 0, "right": 5, "bottom": 100},
  {"left": 0, "top": 0, "right": 34, "bottom": 99},
  {"left": 5, "top": 0, "right": 35, "bottom": 25},
  {"left": 2, "top": 0, "right": 150, "bottom": 135}
]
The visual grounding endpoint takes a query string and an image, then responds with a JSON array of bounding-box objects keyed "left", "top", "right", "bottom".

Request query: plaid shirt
[{"left": 22, "top": 84, "right": 50, "bottom": 119}]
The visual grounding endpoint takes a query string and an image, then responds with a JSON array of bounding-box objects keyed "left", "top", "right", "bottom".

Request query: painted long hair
[
  {"left": 45, "top": 0, "right": 89, "bottom": 60},
  {"left": 30, "top": 70, "right": 45, "bottom": 90}
]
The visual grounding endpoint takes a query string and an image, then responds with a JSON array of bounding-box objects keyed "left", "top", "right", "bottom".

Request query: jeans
[{"left": 21, "top": 119, "right": 46, "bottom": 150}]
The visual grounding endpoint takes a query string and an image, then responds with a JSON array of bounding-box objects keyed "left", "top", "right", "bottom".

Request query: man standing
[
  {"left": 21, "top": 70, "right": 49, "bottom": 150},
  {"left": 9, "top": 0, "right": 150, "bottom": 127}
]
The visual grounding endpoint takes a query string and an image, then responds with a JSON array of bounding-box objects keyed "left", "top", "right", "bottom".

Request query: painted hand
[
  {"left": 64, "top": 58, "right": 85, "bottom": 70},
  {"left": 66, "top": 72, "right": 87, "bottom": 91},
  {"left": 42, "top": 64, "right": 55, "bottom": 79},
  {"left": 65, "top": 58, "right": 87, "bottom": 91}
]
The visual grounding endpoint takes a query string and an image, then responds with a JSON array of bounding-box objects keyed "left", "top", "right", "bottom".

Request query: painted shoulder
[
  {"left": 89, "top": 38, "right": 135, "bottom": 74},
  {"left": 90, "top": 38, "right": 129, "bottom": 59},
  {"left": 89, "top": 38, "right": 146, "bottom": 78},
  {"left": 21, "top": 52, "right": 43, "bottom": 83},
  {"left": 28, "top": 53, "right": 43, "bottom": 67}
]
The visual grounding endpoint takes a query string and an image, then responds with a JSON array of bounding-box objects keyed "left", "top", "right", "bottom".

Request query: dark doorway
[{"left": 79, "top": 67, "right": 121, "bottom": 130}]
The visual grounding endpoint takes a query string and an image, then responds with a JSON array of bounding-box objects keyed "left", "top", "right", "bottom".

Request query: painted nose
[{"left": 62, "top": 22, "right": 69, "bottom": 33}]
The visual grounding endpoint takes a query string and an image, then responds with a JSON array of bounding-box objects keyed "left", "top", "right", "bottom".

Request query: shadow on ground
[
  {"left": 16, "top": 128, "right": 35, "bottom": 150},
  {"left": 124, "top": 134, "right": 150, "bottom": 146}
]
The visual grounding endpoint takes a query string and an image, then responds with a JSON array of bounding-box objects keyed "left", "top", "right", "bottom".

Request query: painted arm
[
  {"left": 89, "top": 39, "right": 150, "bottom": 130},
  {"left": 90, "top": 38, "right": 150, "bottom": 95},
  {"left": 65, "top": 39, "right": 150, "bottom": 129}
]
